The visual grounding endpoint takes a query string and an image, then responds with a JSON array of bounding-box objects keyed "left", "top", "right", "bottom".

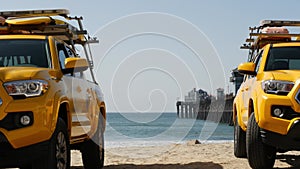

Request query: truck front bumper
[
  {"left": 0, "top": 132, "right": 49, "bottom": 168},
  {"left": 261, "top": 119, "right": 300, "bottom": 150}
]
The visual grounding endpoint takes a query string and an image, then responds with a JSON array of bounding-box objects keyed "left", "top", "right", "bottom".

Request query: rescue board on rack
[
  {"left": 5, "top": 16, "right": 52, "bottom": 25},
  {"left": 0, "top": 9, "right": 96, "bottom": 45}
]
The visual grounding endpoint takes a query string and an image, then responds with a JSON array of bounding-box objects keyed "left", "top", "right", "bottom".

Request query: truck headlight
[
  {"left": 262, "top": 80, "right": 294, "bottom": 95},
  {"left": 4, "top": 80, "right": 48, "bottom": 97}
]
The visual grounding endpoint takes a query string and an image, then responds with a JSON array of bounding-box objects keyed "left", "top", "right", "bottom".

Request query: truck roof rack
[
  {"left": 260, "top": 20, "right": 300, "bottom": 27},
  {"left": 241, "top": 20, "right": 300, "bottom": 61},
  {"left": 0, "top": 9, "right": 69, "bottom": 18},
  {"left": 0, "top": 9, "right": 98, "bottom": 45}
]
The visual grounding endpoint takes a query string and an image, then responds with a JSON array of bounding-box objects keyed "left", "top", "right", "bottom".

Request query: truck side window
[
  {"left": 254, "top": 50, "right": 263, "bottom": 73},
  {"left": 65, "top": 45, "right": 76, "bottom": 58},
  {"left": 59, "top": 50, "right": 66, "bottom": 69},
  {"left": 57, "top": 43, "right": 84, "bottom": 78},
  {"left": 247, "top": 50, "right": 263, "bottom": 79},
  {"left": 65, "top": 45, "right": 84, "bottom": 78},
  {"left": 57, "top": 43, "right": 68, "bottom": 70}
]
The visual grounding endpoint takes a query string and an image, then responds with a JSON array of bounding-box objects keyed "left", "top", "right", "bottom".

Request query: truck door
[
  {"left": 57, "top": 43, "right": 92, "bottom": 138},
  {"left": 241, "top": 51, "right": 263, "bottom": 126}
]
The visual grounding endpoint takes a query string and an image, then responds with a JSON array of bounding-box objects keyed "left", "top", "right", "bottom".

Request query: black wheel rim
[{"left": 56, "top": 132, "right": 67, "bottom": 169}]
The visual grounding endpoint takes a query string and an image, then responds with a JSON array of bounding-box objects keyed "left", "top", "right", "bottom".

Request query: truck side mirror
[
  {"left": 238, "top": 62, "right": 256, "bottom": 76},
  {"left": 62, "top": 57, "right": 89, "bottom": 74}
]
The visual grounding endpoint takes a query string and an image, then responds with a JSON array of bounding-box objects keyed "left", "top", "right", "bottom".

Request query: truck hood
[
  {"left": 263, "top": 70, "right": 300, "bottom": 82},
  {"left": 0, "top": 67, "right": 53, "bottom": 82}
]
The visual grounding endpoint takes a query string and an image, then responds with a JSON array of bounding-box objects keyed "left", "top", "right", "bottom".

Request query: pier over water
[{"left": 176, "top": 88, "right": 234, "bottom": 125}]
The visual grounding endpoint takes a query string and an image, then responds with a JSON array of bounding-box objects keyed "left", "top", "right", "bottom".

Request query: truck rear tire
[
  {"left": 32, "top": 118, "right": 70, "bottom": 169},
  {"left": 81, "top": 116, "right": 105, "bottom": 169},
  {"left": 234, "top": 118, "right": 246, "bottom": 158},
  {"left": 246, "top": 114, "right": 276, "bottom": 169}
]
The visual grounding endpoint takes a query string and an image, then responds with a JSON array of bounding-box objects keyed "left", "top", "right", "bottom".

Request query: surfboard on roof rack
[
  {"left": 0, "top": 9, "right": 98, "bottom": 45},
  {"left": 5, "top": 16, "right": 53, "bottom": 25}
]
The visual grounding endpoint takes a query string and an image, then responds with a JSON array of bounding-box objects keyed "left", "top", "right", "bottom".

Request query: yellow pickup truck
[
  {"left": 0, "top": 9, "right": 106, "bottom": 169},
  {"left": 234, "top": 20, "right": 300, "bottom": 169}
]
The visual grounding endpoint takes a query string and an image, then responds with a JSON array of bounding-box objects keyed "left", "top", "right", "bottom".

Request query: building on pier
[
  {"left": 176, "top": 88, "right": 234, "bottom": 125},
  {"left": 176, "top": 88, "right": 211, "bottom": 119}
]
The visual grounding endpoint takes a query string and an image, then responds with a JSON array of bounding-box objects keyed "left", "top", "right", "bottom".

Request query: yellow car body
[
  {"left": 0, "top": 9, "right": 106, "bottom": 169},
  {"left": 233, "top": 19, "right": 300, "bottom": 169},
  {"left": 0, "top": 34, "right": 105, "bottom": 146},
  {"left": 234, "top": 42, "right": 300, "bottom": 154}
]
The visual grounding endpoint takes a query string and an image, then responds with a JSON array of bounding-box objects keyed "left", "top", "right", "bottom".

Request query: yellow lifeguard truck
[
  {"left": 234, "top": 20, "right": 300, "bottom": 169},
  {"left": 0, "top": 9, "right": 106, "bottom": 169}
]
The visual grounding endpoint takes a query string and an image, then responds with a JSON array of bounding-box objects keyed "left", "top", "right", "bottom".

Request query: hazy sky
[{"left": 1, "top": 1, "right": 299, "bottom": 112}]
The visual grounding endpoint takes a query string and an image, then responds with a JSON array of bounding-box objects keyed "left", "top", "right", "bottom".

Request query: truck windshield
[
  {"left": 0, "top": 39, "right": 50, "bottom": 68},
  {"left": 265, "top": 46, "right": 300, "bottom": 71}
]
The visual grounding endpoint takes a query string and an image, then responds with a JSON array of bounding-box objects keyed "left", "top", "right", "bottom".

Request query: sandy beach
[{"left": 70, "top": 141, "right": 300, "bottom": 169}]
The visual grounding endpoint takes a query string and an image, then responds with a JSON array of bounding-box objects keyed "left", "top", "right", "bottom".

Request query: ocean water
[{"left": 104, "top": 112, "right": 233, "bottom": 148}]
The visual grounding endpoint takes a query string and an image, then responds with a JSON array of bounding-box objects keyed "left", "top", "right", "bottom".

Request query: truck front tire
[
  {"left": 234, "top": 117, "right": 247, "bottom": 158},
  {"left": 32, "top": 118, "right": 70, "bottom": 169},
  {"left": 81, "top": 116, "right": 105, "bottom": 169},
  {"left": 246, "top": 114, "right": 276, "bottom": 169}
]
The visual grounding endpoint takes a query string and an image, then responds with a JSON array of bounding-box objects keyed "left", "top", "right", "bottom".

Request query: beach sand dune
[{"left": 71, "top": 142, "right": 300, "bottom": 169}]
